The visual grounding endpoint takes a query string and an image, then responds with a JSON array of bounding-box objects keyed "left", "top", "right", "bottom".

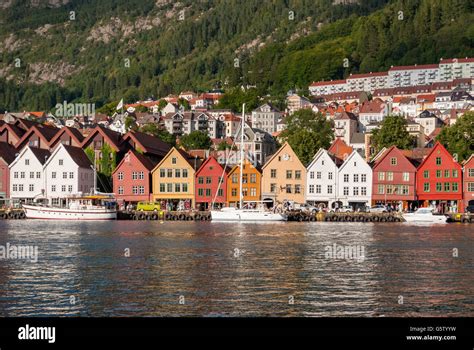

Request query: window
[
  {"left": 353, "top": 187, "right": 359, "bottom": 196},
  {"left": 132, "top": 186, "right": 138, "bottom": 195},
  {"left": 401, "top": 185, "right": 408, "bottom": 195},
  {"left": 62, "top": 185, "right": 66, "bottom": 192},
  {"left": 13, "top": 184, "right": 18, "bottom": 192},
  {"left": 270, "top": 169, "right": 277, "bottom": 178},
  {"left": 198, "top": 188, "right": 204, "bottom": 196},
  {"left": 343, "top": 187, "right": 349, "bottom": 196},
  {"left": 390, "top": 157, "right": 397, "bottom": 165},
  {"left": 286, "top": 170, "right": 292, "bottom": 179},
  {"left": 175, "top": 184, "right": 181, "bottom": 193},
  {"left": 250, "top": 174, "right": 256, "bottom": 183},
  {"left": 167, "top": 169, "right": 173, "bottom": 177},
  {"left": 59, "top": 159, "right": 63, "bottom": 166},
  {"left": 232, "top": 174, "right": 238, "bottom": 183},
  {"left": 452, "top": 183, "right": 458, "bottom": 192},
  {"left": 386, "top": 185, "right": 393, "bottom": 194},
  {"left": 403, "top": 172, "right": 409, "bottom": 181},
  {"left": 361, "top": 187, "right": 367, "bottom": 196},
  {"left": 182, "top": 183, "right": 188, "bottom": 192},
  {"left": 160, "top": 169, "right": 166, "bottom": 178},
  {"left": 286, "top": 185, "right": 292, "bottom": 194},
  {"left": 353, "top": 174, "right": 359, "bottom": 182},
  {"left": 436, "top": 183, "right": 442, "bottom": 192},
  {"left": 295, "top": 185, "right": 301, "bottom": 194},
  {"left": 295, "top": 171, "right": 301, "bottom": 180},
  {"left": 205, "top": 189, "right": 211, "bottom": 197},
  {"left": 167, "top": 183, "right": 173, "bottom": 192},
  {"left": 69, "top": 172, "right": 74, "bottom": 179},
  {"left": 423, "top": 183, "right": 430, "bottom": 192},
  {"left": 343, "top": 174, "right": 349, "bottom": 182},
  {"left": 118, "top": 186, "right": 123, "bottom": 195},
  {"left": 250, "top": 188, "right": 257, "bottom": 196},
  {"left": 63, "top": 172, "right": 67, "bottom": 179},
  {"left": 14, "top": 172, "right": 18, "bottom": 179},
  {"left": 436, "top": 157, "right": 441, "bottom": 165},
  {"left": 242, "top": 188, "right": 248, "bottom": 196},
  {"left": 175, "top": 169, "right": 181, "bottom": 178},
  {"left": 309, "top": 185, "right": 315, "bottom": 194},
  {"left": 387, "top": 172, "right": 393, "bottom": 181},
  {"left": 270, "top": 183, "right": 277, "bottom": 193},
  {"left": 469, "top": 169, "right": 474, "bottom": 177},
  {"left": 19, "top": 185, "right": 24, "bottom": 192},
  {"left": 328, "top": 172, "right": 333, "bottom": 180},
  {"left": 172, "top": 157, "right": 177, "bottom": 164},
  {"left": 197, "top": 177, "right": 204, "bottom": 184},
  {"left": 118, "top": 172, "right": 123, "bottom": 180},
  {"left": 231, "top": 188, "right": 237, "bottom": 196},
  {"left": 139, "top": 172, "right": 144, "bottom": 180},
  {"left": 316, "top": 172, "right": 321, "bottom": 179},
  {"left": 160, "top": 184, "right": 165, "bottom": 192},
  {"left": 444, "top": 170, "right": 450, "bottom": 178},
  {"left": 444, "top": 182, "right": 450, "bottom": 192},
  {"left": 25, "top": 159, "right": 29, "bottom": 165},
  {"left": 20, "top": 172, "right": 25, "bottom": 179},
  {"left": 467, "top": 182, "right": 474, "bottom": 192},
  {"left": 29, "top": 184, "right": 34, "bottom": 192},
  {"left": 242, "top": 174, "right": 248, "bottom": 183},
  {"left": 183, "top": 169, "right": 188, "bottom": 178},
  {"left": 378, "top": 184, "right": 384, "bottom": 194},
  {"left": 29, "top": 172, "right": 34, "bottom": 179},
  {"left": 423, "top": 170, "right": 429, "bottom": 178},
  {"left": 51, "top": 185, "right": 56, "bottom": 192},
  {"left": 218, "top": 189, "right": 224, "bottom": 197},
  {"left": 378, "top": 172, "right": 385, "bottom": 181},
  {"left": 361, "top": 174, "right": 366, "bottom": 182},
  {"left": 452, "top": 170, "right": 458, "bottom": 178},
  {"left": 310, "top": 171, "right": 314, "bottom": 179},
  {"left": 132, "top": 172, "right": 138, "bottom": 180},
  {"left": 436, "top": 170, "right": 441, "bottom": 178},
  {"left": 314, "top": 185, "right": 321, "bottom": 194}
]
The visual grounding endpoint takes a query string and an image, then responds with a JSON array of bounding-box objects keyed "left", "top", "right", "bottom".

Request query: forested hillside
[{"left": 0, "top": 0, "right": 472, "bottom": 112}]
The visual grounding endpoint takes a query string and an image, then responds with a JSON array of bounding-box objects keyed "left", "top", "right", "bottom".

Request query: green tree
[
  {"left": 437, "top": 112, "right": 474, "bottom": 162},
  {"left": 96, "top": 101, "right": 120, "bottom": 116},
  {"left": 371, "top": 116, "right": 415, "bottom": 154},
  {"left": 124, "top": 116, "right": 138, "bottom": 132},
  {"left": 179, "top": 131, "right": 212, "bottom": 150},
  {"left": 280, "top": 109, "right": 334, "bottom": 165},
  {"left": 139, "top": 123, "right": 176, "bottom": 146},
  {"left": 178, "top": 98, "right": 190, "bottom": 111}
]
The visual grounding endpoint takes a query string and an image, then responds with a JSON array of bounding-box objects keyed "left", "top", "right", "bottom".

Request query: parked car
[
  {"left": 137, "top": 201, "right": 162, "bottom": 212},
  {"left": 299, "top": 204, "right": 319, "bottom": 213},
  {"left": 367, "top": 205, "right": 389, "bottom": 213},
  {"left": 465, "top": 205, "right": 474, "bottom": 214}
]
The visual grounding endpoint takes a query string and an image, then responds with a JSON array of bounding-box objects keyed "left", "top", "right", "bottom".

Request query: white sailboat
[
  {"left": 402, "top": 208, "right": 448, "bottom": 223},
  {"left": 211, "top": 103, "right": 287, "bottom": 222}
]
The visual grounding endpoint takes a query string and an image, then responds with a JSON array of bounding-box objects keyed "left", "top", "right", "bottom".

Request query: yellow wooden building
[
  {"left": 226, "top": 159, "right": 262, "bottom": 207},
  {"left": 151, "top": 147, "right": 199, "bottom": 210},
  {"left": 261, "top": 142, "right": 306, "bottom": 206}
]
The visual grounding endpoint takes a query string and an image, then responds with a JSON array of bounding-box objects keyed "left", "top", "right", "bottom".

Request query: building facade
[
  {"left": 251, "top": 103, "right": 281, "bottom": 134},
  {"left": 195, "top": 156, "right": 228, "bottom": 210},
  {"left": 226, "top": 160, "right": 261, "bottom": 207},
  {"left": 462, "top": 154, "right": 474, "bottom": 212}
]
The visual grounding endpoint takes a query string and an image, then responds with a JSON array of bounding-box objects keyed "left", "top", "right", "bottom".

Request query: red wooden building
[
  {"left": 416, "top": 142, "right": 463, "bottom": 213},
  {"left": 462, "top": 154, "right": 474, "bottom": 212},
  {"left": 195, "top": 156, "right": 229, "bottom": 210},
  {"left": 371, "top": 146, "right": 418, "bottom": 210},
  {"left": 0, "top": 142, "right": 17, "bottom": 201},
  {"left": 112, "top": 150, "right": 157, "bottom": 206}
]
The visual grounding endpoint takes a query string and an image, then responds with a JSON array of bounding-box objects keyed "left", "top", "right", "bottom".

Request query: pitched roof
[
  {"left": 48, "top": 126, "right": 85, "bottom": 147},
  {"left": 15, "top": 124, "right": 60, "bottom": 149},
  {"left": 359, "top": 100, "right": 385, "bottom": 114},
  {"left": 62, "top": 145, "right": 92, "bottom": 168},
  {"left": 122, "top": 130, "right": 172, "bottom": 157},
  {"left": 328, "top": 138, "right": 353, "bottom": 159},
  {"left": 262, "top": 142, "right": 304, "bottom": 169},
  {"left": 113, "top": 150, "right": 157, "bottom": 174},
  {"left": 29, "top": 147, "right": 51, "bottom": 165},
  {"left": 81, "top": 125, "right": 123, "bottom": 151},
  {"left": 0, "top": 141, "right": 17, "bottom": 164}
]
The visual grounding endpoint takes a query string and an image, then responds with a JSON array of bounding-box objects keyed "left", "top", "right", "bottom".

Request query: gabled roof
[
  {"left": 227, "top": 159, "right": 262, "bottom": 176},
  {"left": 44, "top": 144, "right": 92, "bottom": 169},
  {"left": 195, "top": 156, "right": 230, "bottom": 176},
  {"left": 371, "top": 145, "right": 418, "bottom": 170},
  {"left": 15, "top": 124, "right": 60, "bottom": 149},
  {"left": 338, "top": 150, "right": 370, "bottom": 173},
  {"left": 81, "top": 125, "right": 122, "bottom": 151},
  {"left": 415, "top": 142, "right": 461, "bottom": 170},
  {"left": 0, "top": 141, "right": 17, "bottom": 165},
  {"left": 462, "top": 154, "right": 474, "bottom": 167},
  {"left": 262, "top": 142, "right": 304, "bottom": 169},
  {"left": 48, "top": 126, "right": 85, "bottom": 147},
  {"left": 113, "top": 150, "right": 157, "bottom": 175},
  {"left": 306, "top": 148, "right": 340, "bottom": 170},
  {"left": 328, "top": 138, "right": 353, "bottom": 159},
  {"left": 10, "top": 146, "right": 51, "bottom": 168},
  {"left": 0, "top": 122, "right": 26, "bottom": 140},
  {"left": 359, "top": 100, "right": 385, "bottom": 114},
  {"left": 121, "top": 130, "right": 172, "bottom": 157},
  {"left": 151, "top": 147, "right": 198, "bottom": 174}
]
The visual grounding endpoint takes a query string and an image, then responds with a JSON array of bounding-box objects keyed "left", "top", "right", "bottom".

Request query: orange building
[{"left": 226, "top": 160, "right": 261, "bottom": 207}]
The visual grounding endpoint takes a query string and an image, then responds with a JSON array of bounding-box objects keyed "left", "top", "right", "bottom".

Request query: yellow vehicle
[{"left": 137, "top": 201, "right": 162, "bottom": 212}]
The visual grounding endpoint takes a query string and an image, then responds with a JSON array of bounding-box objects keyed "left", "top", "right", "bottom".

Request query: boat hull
[
  {"left": 211, "top": 209, "right": 287, "bottom": 222},
  {"left": 22, "top": 204, "right": 117, "bottom": 221},
  {"left": 402, "top": 214, "right": 448, "bottom": 223}
]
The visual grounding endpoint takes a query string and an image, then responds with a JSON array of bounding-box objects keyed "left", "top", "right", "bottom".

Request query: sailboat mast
[
  {"left": 93, "top": 152, "right": 97, "bottom": 195},
  {"left": 239, "top": 103, "right": 245, "bottom": 209}
]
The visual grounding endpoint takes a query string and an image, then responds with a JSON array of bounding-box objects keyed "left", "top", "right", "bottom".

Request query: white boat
[
  {"left": 23, "top": 195, "right": 117, "bottom": 221},
  {"left": 210, "top": 103, "right": 287, "bottom": 222},
  {"left": 402, "top": 208, "right": 448, "bottom": 223},
  {"left": 211, "top": 206, "right": 287, "bottom": 222}
]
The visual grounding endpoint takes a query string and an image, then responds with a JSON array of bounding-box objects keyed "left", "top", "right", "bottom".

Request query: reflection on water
[{"left": 0, "top": 221, "right": 472, "bottom": 317}]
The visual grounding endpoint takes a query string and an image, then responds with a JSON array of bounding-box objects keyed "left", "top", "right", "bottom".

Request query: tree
[
  {"left": 124, "top": 116, "right": 138, "bottom": 132},
  {"left": 371, "top": 116, "right": 415, "bottom": 154},
  {"left": 179, "top": 131, "right": 212, "bottom": 150},
  {"left": 178, "top": 98, "right": 190, "bottom": 111},
  {"left": 139, "top": 123, "right": 176, "bottom": 146},
  {"left": 280, "top": 109, "right": 334, "bottom": 165},
  {"left": 96, "top": 101, "right": 120, "bottom": 116},
  {"left": 437, "top": 112, "right": 474, "bottom": 162}
]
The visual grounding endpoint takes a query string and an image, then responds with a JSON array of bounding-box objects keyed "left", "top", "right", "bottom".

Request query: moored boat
[
  {"left": 402, "top": 208, "right": 448, "bottom": 223},
  {"left": 22, "top": 195, "right": 117, "bottom": 220}
]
